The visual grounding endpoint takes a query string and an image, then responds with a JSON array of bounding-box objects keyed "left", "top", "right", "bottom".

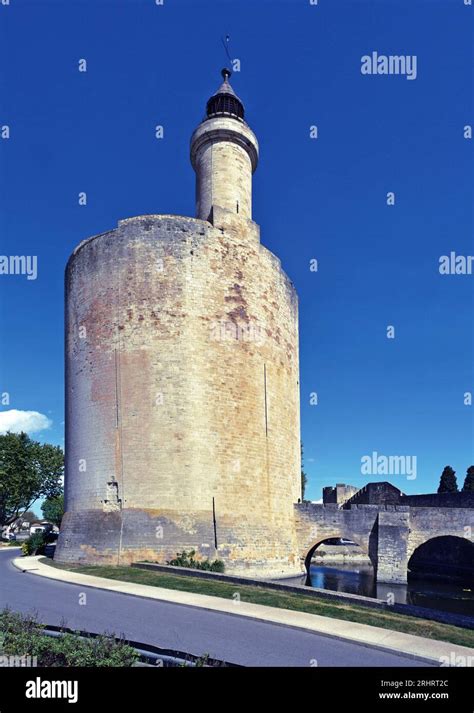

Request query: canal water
[{"left": 285, "top": 563, "right": 474, "bottom": 618}]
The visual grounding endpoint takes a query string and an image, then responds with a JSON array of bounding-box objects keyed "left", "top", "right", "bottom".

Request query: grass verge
[{"left": 42, "top": 559, "right": 474, "bottom": 649}]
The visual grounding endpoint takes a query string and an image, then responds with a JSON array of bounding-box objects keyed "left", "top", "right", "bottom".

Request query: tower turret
[{"left": 190, "top": 69, "right": 259, "bottom": 222}]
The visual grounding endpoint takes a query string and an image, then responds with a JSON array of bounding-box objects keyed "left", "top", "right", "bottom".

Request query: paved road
[{"left": 0, "top": 550, "right": 429, "bottom": 667}]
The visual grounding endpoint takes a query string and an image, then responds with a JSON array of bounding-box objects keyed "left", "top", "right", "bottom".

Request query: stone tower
[{"left": 55, "top": 69, "right": 302, "bottom": 578}]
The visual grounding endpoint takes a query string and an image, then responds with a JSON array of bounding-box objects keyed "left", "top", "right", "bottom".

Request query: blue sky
[{"left": 0, "top": 0, "right": 472, "bottom": 501}]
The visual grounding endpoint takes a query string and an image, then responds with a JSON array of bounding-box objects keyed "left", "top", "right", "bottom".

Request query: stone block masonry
[
  {"left": 56, "top": 213, "right": 301, "bottom": 578},
  {"left": 294, "top": 503, "right": 474, "bottom": 584},
  {"left": 376, "top": 509, "right": 410, "bottom": 584},
  {"left": 56, "top": 70, "right": 302, "bottom": 578}
]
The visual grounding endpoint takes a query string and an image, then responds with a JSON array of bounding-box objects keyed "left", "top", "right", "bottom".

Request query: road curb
[{"left": 12, "top": 555, "right": 474, "bottom": 667}]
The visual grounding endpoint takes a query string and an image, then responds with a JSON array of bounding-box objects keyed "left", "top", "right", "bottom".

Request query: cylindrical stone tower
[
  {"left": 191, "top": 69, "right": 258, "bottom": 221},
  {"left": 55, "top": 69, "right": 302, "bottom": 578}
]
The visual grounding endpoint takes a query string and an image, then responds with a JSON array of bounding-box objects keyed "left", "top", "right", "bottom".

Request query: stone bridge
[{"left": 294, "top": 503, "right": 474, "bottom": 584}]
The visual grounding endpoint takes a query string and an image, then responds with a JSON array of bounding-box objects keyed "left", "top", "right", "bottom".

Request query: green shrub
[
  {"left": 0, "top": 540, "right": 21, "bottom": 547},
  {"left": 21, "top": 533, "right": 46, "bottom": 556},
  {"left": 209, "top": 559, "right": 225, "bottom": 573},
  {"left": 179, "top": 653, "right": 212, "bottom": 668},
  {"left": 166, "top": 549, "right": 225, "bottom": 573},
  {"left": 0, "top": 608, "right": 138, "bottom": 667}
]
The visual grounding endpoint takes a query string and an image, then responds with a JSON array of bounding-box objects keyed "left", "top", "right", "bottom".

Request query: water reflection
[{"left": 285, "top": 563, "right": 474, "bottom": 618}]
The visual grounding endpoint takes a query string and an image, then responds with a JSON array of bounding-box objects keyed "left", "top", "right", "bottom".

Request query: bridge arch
[
  {"left": 295, "top": 502, "right": 474, "bottom": 585},
  {"left": 407, "top": 535, "right": 474, "bottom": 582},
  {"left": 303, "top": 534, "right": 341, "bottom": 573},
  {"left": 303, "top": 535, "right": 376, "bottom": 576}
]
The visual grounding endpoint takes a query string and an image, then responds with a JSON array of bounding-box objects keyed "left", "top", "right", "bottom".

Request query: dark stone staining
[
  {"left": 227, "top": 305, "right": 250, "bottom": 324},
  {"left": 225, "top": 282, "right": 247, "bottom": 312}
]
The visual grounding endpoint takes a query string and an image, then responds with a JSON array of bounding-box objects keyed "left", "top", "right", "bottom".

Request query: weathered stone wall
[
  {"left": 323, "top": 483, "right": 359, "bottom": 505},
  {"left": 294, "top": 503, "right": 379, "bottom": 569},
  {"left": 400, "top": 492, "right": 474, "bottom": 508},
  {"left": 407, "top": 507, "right": 474, "bottom": 561},
  {"left": 376, "top": 509, "right": 410, "bottom": 584},
  {"left": 344, "top": 482, "right": 402, "bottom": 507},
  {"left": 311, "top": 543, "right": 371, "bottom": 564},
  {"left": 190, "top": 116, "right": 258, "bottom": 222},
  {"left": 56, "top": 209, "right": 301, "bottom": 578},
  {"left": 294, "top": 502, "right": 474, "bottom": 584}
]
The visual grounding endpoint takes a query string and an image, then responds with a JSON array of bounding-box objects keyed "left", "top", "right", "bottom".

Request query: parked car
[
  {"left": 29, "top": 523, "right": 54, "bottom": 536},
  {"left": 1, "top": 530, "right": 16, "bottom": 542},
  {"left": 29, "top": 526, "right": 45, "bottom": 535},
  {"left": 28, "top": 523, "right": 58, "bottom": 543}
]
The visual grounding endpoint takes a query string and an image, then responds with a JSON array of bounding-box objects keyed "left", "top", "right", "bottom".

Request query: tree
[
  {"left": 20, "top": 510, "right": 38, "bottom": 524},
  {"left": 41, "top": 493, "right": 64, "bottom": 527},
  {"left": 15, "top": 510, "right": 40, "bottom": 529},
  {"left": 301, "top": 443, "right": 308, "bottom": 501},
  {"left": 462, "top": 465, "right": 474, "bottom": 493},
  {"left": 437, "top": 465, "right": 458, "bottom": 494},
  {"left": 0, "top": 432, "right": 64, "bottom": 527}
]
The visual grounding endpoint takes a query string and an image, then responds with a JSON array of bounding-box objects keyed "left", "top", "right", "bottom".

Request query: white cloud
[{"left": 0, "top": 410, "right": 52, "bottom": 435}]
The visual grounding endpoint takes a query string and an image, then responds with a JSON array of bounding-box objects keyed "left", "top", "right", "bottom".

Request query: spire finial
[{"left": 205, "top": 65, "right": 244, "bottom": 121}]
